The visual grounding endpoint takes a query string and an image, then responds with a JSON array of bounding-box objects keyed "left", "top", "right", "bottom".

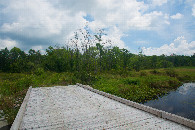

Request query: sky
[{"left": 0, "top": 0, "right": 195, "bottom": 56}]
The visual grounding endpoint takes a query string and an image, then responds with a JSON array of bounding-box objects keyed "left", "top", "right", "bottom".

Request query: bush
[
  {"left": 123, "top": 78, "right": 139, "bottom": 85},
  {"left": 139, "top": 71, "right": 147, "bottom": 76},
  {"left": 144, "top": 75, "right": 181, "bottom": 89},
  {"left": 150, "top": 69, "right": 160, "bottom": 74},
  {"left": 34, "top": 68, "right": 45, "bottom": 76},
  {"left": 165, "top": 69, "right": 178, "bottom": 77},
  {"left": 74, "top": 71, "right": 97, "bottom": 84},
  {"left": 177, "top": 75, "right": 192, "bottom": 82},
  {"left": 118, "top": 69, "right": 130, "bottom": 77}
]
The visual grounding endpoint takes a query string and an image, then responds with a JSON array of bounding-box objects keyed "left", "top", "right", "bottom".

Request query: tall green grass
[{"left": 92, "top": 73, "right": 181, "bottom": 103}]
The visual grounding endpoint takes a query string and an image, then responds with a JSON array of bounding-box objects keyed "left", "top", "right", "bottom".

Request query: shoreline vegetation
[{"left": 0, "top": 37, "right": 195, "bottom": 125}]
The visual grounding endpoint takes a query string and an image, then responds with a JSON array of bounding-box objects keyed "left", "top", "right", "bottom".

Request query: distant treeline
[{"left": 0, "top": 45, "right": 194, "bottom": 73}]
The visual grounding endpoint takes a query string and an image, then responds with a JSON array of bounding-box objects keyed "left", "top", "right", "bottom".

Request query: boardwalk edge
[
  {"left": 10, "top": 86, "right": 32, "bottom": 130},
  {"left": 76, "top": 83, "right": 195, "bottom": 129}
]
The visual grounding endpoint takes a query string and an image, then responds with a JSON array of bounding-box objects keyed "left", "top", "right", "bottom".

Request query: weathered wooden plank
[
  {"left": 77, "top": 83, "right": 195, "bottom": 129},
  {"left": 11, "top": 85, "right": 193, "bottom": 129}
]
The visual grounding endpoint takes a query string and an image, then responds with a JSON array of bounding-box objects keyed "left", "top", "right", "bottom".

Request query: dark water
[
  {"left": 0, "top": 125, "right": 11, "bottom": 130},
  {"left": 144, "top": 83, "right": 195, "bottom": 121}
]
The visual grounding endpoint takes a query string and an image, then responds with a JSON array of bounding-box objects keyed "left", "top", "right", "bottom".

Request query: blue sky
[{"left": 0, "top": 0, "right": 194, "bottom": 55}]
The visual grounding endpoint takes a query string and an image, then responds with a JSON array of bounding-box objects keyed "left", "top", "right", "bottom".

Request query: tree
[{"left": 0, "top": 48, "right": 10, "bottom": 72}]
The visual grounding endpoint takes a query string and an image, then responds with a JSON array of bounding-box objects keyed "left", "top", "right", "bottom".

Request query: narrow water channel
[{"left": 144, "top": 83, "right": 195, "bottom": 121}]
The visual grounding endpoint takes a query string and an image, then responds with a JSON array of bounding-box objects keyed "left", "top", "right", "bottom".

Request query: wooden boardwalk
[{"left": 11, "top": 84, "right": 195, "bottom": 130}]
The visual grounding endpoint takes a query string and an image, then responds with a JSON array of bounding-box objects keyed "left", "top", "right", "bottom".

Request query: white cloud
[
  {"left": 0, "top": 38, "right": 18, "bottom": 49},
  {"left": 31, "top": 45, "right": 46, "bottom": 54},
  {"left": 142, "top": 36, "right": 195, "bottom": 56},
  {"left": 0, "top": 0, "right": 176, "bottom": 51},
  {"left": 170, "top": 13, "right": 183, "bottom": 19},
  {"left": 65, "top": 25, "right": 127, "bottom": 50},
  {"left": 0, "top": 0, "right": 87, "bottom": 39},
  {"left": 0, "top": 0, "right": 143, "bottom": 49},
  {"left": 102, "top": 26, "right": 127, "bottom": 49},
  {"left": 88, "top": 21, "right": 106, "bottom": 32},
  {"left": 82, "top": 0, "right": 150, "bottom": 31},
  {"left": 134, "top": 41, "right": 149, "bottom": 46},
  {"left": 151, "top": 0, "right": 167, "bottom": 6},
  {"left": 192, "top": 4, "right": 195, "bottom": 16},
  {"left": 1, "top": 0, "right": 168, "bottom": 33}
]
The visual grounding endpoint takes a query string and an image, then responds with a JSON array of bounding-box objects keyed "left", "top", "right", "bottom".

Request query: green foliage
[
  {"left": 34, "top": 68, "right": 45, "bottom": 76},
  {"left": 150, "top": 69, "right": 160, "bottom": 74},
  {"left": 92, "top": 74, "right": 164, "bottom": 103},
  {"left": 139, "top": 71, "right": 148, "bottom": 76},
  {"left": 165, "top": 68, "right": 178, "bottom": 77},
  {"left": 74, "top": 71, "right": 97, "bottom": 84},
  {"left": 1, "top": 44, "right": 194, "bottom": 74},
  {"left": 143, "top": 75, "right": 181, "bottom": 89},
  {"left": 123, "top": 78, "right": 140, "bottom": 85}
]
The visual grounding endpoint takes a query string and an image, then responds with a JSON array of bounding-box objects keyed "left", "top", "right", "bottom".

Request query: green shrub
[
  {"left": 123, "top": 78, "right": 139, "bottom": 85},
  {"left": 165, "top": 69, "right": 178, "bottom": 77},
  {"left": 139, "top": 71, "right": 147, "bottom": 76},
  {"left": 144, "top": 75, "right": 181, "bottom": 89},
  {"left": 74, "top": 71, "right": 97, "bottom": 84},
  {"left": 177, "top": 75, "right": 192, "bottom": 82},
  {"left": 150, "top": 69, "right": 160, "bottom": 74},
  {"left": 34, "top": 68, "right": 45, "bottom": 76}
]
